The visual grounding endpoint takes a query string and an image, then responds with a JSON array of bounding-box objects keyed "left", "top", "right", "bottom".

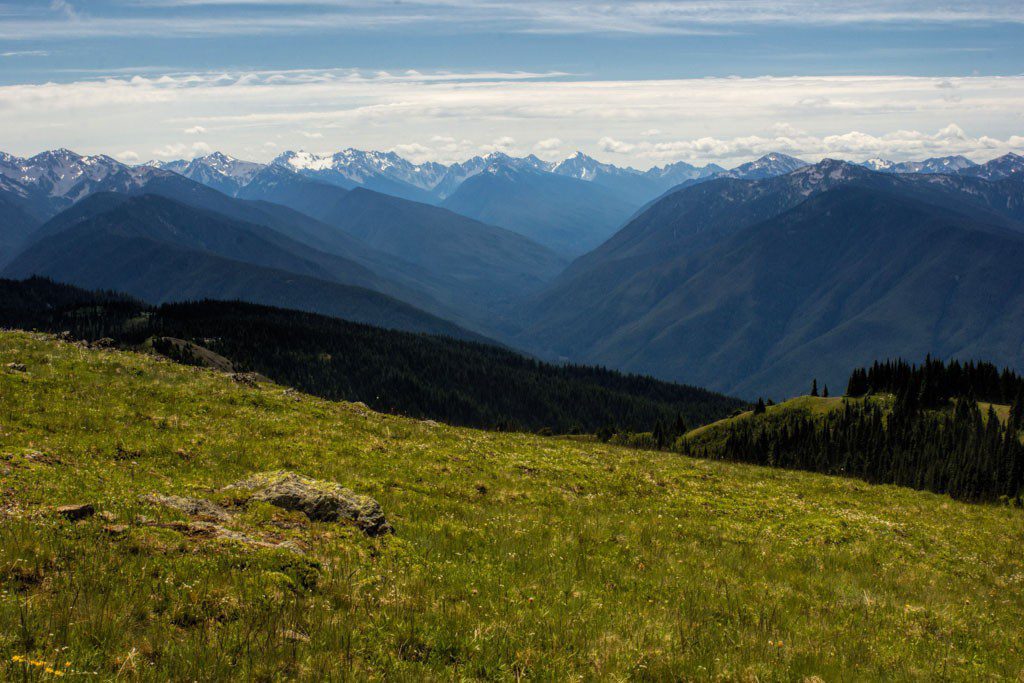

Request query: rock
[
  {"left": 90, "top": 338, "right": 116, "bottom": 349},
  {"left": 55, "top": 331, "right": 74, "bottom": 342},
  {"left": 22, "top": 450, "right": 61, "bottom": 466},
  {"left": 103, "top": 524, "right": 129, "bottom": 536},
  {"left": 5, "top": 362, "right": 27, "bottom": 373},
  {"left": 140, "top": 493, "right": 231, "bottom": 522},
  {"left": 226, "top": 471, "right": 393, "bottom": 536},
  {"left": 231, "top": 372, "right": 267, "bottom": 387},
  {"left": 56, "top": 503, "right": 95, "bottom": 520}
]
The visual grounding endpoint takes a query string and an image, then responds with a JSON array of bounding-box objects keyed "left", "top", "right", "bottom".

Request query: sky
[{"left": 0, "top": 0, "right": 1022, "bottom": 168}]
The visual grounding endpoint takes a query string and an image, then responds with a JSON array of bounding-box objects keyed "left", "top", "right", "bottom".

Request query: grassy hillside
[
  {"left": 2, "top": 331, "right": 1023, "bottom": 680},
  {"left": 685, "top": 395, "right": 878, "bottom": 449}
]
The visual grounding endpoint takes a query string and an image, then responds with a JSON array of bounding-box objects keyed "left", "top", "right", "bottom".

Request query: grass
[
  {"left": 683, "top": 395, "right": 871, "bottom": 452},
  {"left": 1, "top": 330, "right": 1023, "bottom": 680}
]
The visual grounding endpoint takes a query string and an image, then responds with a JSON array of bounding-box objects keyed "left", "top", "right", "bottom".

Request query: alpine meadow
[{"left": 1, "top": 1, "right": 1024, "bottom": 680}]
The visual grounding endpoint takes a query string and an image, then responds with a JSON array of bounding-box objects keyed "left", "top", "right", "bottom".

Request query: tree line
[
  {"left": 689, "top": 357, "right": 1024, "bottom": 503},
  {"left": 0, "top": 277, "right": 745, "bottom": 434}
]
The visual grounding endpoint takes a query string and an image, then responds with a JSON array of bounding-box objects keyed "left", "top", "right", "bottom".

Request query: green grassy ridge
[
  {"left": 683, "top": 396, "right": 865, "bottom": 449},
  {"left": 686, "top": 395, "right": 1018, "bottom": 453},
  {"left": 2, "top": 331, "right": 1024, "bottom": 680}
]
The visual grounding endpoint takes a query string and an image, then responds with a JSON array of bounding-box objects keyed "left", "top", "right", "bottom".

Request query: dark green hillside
[
  {"left": 0, "top": 277, "right": 744, "bottom": 433},
  {"left": 684, "top": 357, "right": 1024, "bottom": 503}
]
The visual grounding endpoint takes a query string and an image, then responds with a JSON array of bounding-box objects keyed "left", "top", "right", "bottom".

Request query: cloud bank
[{"left": 0, "top": 69, "right": 1020, "bottom": 166}]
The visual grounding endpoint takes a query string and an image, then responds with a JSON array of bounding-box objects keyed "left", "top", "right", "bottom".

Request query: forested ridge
[
  {"left": 689, "top": 358, "right": 1024, "bottom": 503},
  {"left": 0, "top": 277, "right": 744, "bottom": 433}
]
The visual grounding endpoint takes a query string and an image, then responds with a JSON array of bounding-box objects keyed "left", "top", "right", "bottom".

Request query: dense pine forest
[
  {"left": 689, "top": 358, "right": 1024, "bottom": 503},
  {"left": 0, "top": 277, "right": 744, "bottom": 433}
]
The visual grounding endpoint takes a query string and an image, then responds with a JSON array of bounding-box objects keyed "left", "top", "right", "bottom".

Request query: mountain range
[
  {"left": 519, "top": 159, "right": 1024, "bottom": 397},
  {"left": 2, "top": 145, "right": 1024, "bottom": 399}
]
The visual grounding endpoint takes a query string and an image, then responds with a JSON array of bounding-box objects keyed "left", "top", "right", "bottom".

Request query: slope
[
  {"left": 0, "top": 277, "right": 742, "bottom": 432},
  {"left": 321, "top": 188, "right": 567, "bottom": 305},
  {"left": 1, "top": 331, "right": 1022, "bottom": 680},
  {"left": 523, "top": 184, "right": 1024, "bottom": 398},
  {"left": 1, "top": 197, "right": 485, "bottom": 340}
]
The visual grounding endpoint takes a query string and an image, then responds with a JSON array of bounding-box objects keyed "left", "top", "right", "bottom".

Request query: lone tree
[
  {"left": 754, "top": 398, "right": 767, "bottom": 415},
  {"left": 823, "top": 385, "right": 829, "bottom": 398},
  {"left": 811, "top": 379, "right": 819, "bottom": 397}
]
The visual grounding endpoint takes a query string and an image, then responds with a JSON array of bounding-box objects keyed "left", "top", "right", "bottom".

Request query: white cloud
[
  {"left": 2, "top": 70, "right": 1021, "bottom": 166},
  {"left": 391, "top": 142, "right": 431, "bottom": 158},
  {"left": 115, "top": 150, "right": 140, "bottom": 163},
  {"left": 616, "top": 123, "right": 1020, "bottom": 163},
  {"left": 183, "top": 125, "right": 206, "bottom": 134},
  {"left": 151, "top": 141, "right": 212, "bottom": 159},
  {"left": 485, "top": 136, "right": 517, "bottom": 152},
  {"left": 599, "top": 136, "right": 636, "bottom": 154},
  {"left": 49, "top": 0, "right": 78, "bottom": 20},
  {"left": 300, "top": 131, "right": 323, "bottom": 138},
  {"left": 0, "top": 50, "right": 49, "bottom": 58},
  {"left": 533, "top": 137, "right": 562, "bottom": 152}
]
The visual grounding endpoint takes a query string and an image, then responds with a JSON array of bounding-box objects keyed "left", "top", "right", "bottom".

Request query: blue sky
[{"left": 1, "top": 1, "right": 1022, "bottom": 166}]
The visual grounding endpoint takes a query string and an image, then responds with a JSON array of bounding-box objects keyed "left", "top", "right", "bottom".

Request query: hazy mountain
[
  {"left": 233, "top": 164, "right": 352, "bottom": 220},
  {"left": 0, "top": 151, "right": 569, "bottom": 337},
  {"left": 645, "top": 160, "right": 724, "bottom": 186},
  {"left": 153, "top": 152, "right": 263, "bottom": 195},
  {"left": 430, "top": 152, "right": 551, "bottom": 200},
  {"left": 958, "top": 152, "right": 1024, "bottom": 180},
  {"left": 319, "top": 188, "right": 566, "bottom": 308},
  {"left": 860, "top": 155, "right": 978, "bottom": 175},
  {"left": 721, "top": 152, "right": 809, "bottom": 179},
  {"left": 0, "top": 149, "right": 174, "bottom": 218},
  {"left": 3, "top": 194, "right": 482, "bottom": 340},
  {"left": 440, "top": 164, "right": 638, "bottom": 257},
  {"left": 519, "top": 160, "right": 1024, "bottom": 398},
  {"left": 0, "top": 195, "right": 39, "bottom": 265}
]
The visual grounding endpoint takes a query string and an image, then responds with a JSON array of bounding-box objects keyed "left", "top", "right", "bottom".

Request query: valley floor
[{"left": 1, "top": 331, "right": 1022, "bottom": 680}]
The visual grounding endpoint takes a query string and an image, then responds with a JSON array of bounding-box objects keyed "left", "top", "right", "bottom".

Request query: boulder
[
  {"left": 5, "top": 362, "right": 27, "bottom": 373},
  {"left": 226, "top": 471, "right": 393, "bottom": 536}
]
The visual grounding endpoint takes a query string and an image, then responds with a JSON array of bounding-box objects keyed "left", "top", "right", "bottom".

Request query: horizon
[{"left": 2, "top": 144, "right": 1018, "bottom": 175}]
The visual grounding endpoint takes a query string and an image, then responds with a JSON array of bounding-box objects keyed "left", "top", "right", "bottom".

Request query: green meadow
[{"left": 1, "top": 331, "right": 1023, "bottom": 681}]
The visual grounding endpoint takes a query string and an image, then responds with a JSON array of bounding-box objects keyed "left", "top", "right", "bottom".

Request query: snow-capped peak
[
  {"left": 271, "top": 148, "right": 448, "bottom": 190},
  {"left": 723, "top": 152, "right": 809, "bottom": 180},
  {"left": 552, "top": 151, "right": 626, "bottom": 181},
  {"left": 861, "top": 158, "right": 895, "bottom": 171}
]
